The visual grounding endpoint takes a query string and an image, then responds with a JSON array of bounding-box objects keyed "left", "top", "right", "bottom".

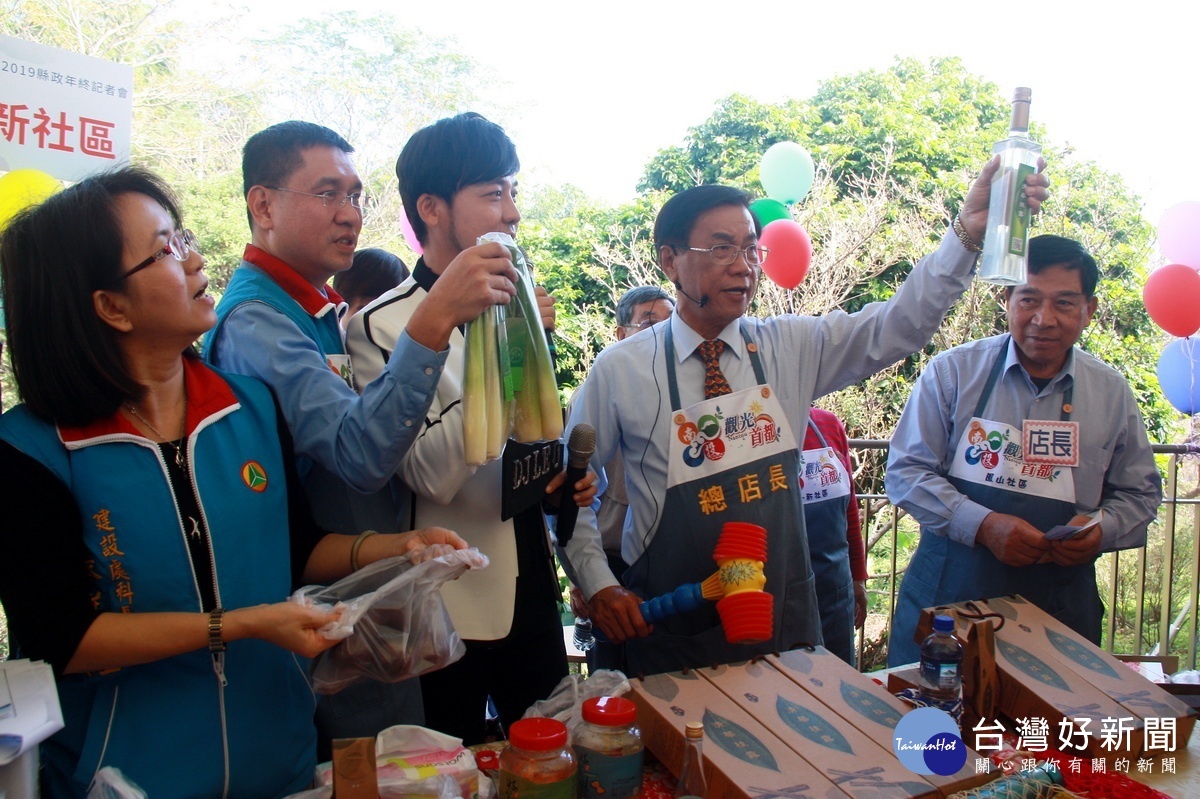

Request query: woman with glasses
[{"left": 0, "top": 167, "right": 464, "bottom": 798}]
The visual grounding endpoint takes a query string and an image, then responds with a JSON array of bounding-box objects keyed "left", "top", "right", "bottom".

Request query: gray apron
[
  {"left": 623, "top": 322, "right": 822, "bottom": 675},
  {"left": 801, "top": 420, "right": 856, "bottom": 664},
  {"left": 890, "top": 344, "right": 1100, "bottom": 666}
]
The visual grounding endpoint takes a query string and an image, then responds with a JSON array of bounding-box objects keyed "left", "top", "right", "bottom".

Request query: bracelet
[
  {"left": 350, "top": 529, "right": 378, "bottom": 572},
  {"left": 952, "top": 214, "right": 983, "bottom": 253},
  {"left": 208, "top": 607, "right": 226, "bottom": 653}
]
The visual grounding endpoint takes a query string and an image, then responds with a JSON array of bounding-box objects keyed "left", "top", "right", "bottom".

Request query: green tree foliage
[
  {"left": 529, "top": 57, "right": 1172, "bottom": 443},
  {"left": 254, "top": 12, "right": 488, "bottom": 173}
]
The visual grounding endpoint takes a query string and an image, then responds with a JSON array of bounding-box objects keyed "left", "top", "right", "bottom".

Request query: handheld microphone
[
  {"left": 674, "top": 281, "right": 708, "bottom": 308},
  {"left": 555, "top": 424, "right": 596, "bottom": 548}
]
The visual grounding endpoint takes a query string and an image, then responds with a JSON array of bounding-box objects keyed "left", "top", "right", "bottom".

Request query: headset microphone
[{"left": 674, "top": 281, "right": 709, "bottom": 309}]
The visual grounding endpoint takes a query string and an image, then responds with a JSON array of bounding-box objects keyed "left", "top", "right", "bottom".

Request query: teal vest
[
  {"left": 0, "top": 369, "right": 315, "bottom": 798},
  {"left": 203, "top": 261, "right": 345, "bottom": 360}
]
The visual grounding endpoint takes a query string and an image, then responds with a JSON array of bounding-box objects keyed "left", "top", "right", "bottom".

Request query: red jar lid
[
  {"left": 508, "top": 717, "right": 568, "bottom": 750},
  {"left": 581, "top": 695, "right": 637, "bottom": 726}
]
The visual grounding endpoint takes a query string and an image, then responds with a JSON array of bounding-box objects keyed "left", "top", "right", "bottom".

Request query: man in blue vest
[
  {"left": 885, "top": 235, "right": 1162, "bottom": 666},
  {"left": 204, "top": 120, "right": 519, "bottom": 751}
]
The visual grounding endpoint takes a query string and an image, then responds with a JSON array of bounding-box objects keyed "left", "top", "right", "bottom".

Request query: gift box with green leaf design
[
  {"left": 766, "top": 648, "right": 994, "bottom": 797},
  {"left": 921, "top": 596, "right": 1163, "bottom": 761},
  {"left": 979, "top": 596, "right": 1195, "bottom": 747},
  {"left": 630, "top": 664, "right": 845, "bottom": 799}
]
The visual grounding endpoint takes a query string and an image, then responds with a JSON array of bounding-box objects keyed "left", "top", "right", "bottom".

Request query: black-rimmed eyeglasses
[
  {"left": 268, "top": 186, "right": 370, "bottom": 216},
  {"left": 120, "top": 229, "right": 199, "bottom": 281},
  {"left": 675, "top": 243, "right": 768, "bottom": 267}
]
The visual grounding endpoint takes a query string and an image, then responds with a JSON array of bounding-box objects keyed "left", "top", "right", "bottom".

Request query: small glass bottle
[
  {"left": 978, "top": 87, "right": 1042, "bottom": 285},
  {"left": 918, "top": 615, "right": 964, "bottom": 706},
  {"left": 573, "top": 696, "right": 643, "bottom": 799},
  {"left": 674, "top": 721, "right": 708, "bottom": 799},
  {"left": 500, "top": 717, "right": 576, "bottom": 799}
]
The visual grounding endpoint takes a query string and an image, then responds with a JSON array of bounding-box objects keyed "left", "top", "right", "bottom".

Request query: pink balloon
[
  {"left": 1143, "top": 263, "right": 1200, "bottom": 337},
  {"left": 399, "top": 206, "right": 423, "bottom": 256},
  {"left": 1158, "top": 201, "right": 1200, "bottom": 268},
  {"left": 759, "top": 219, "right": 811, "bottom": 290}
]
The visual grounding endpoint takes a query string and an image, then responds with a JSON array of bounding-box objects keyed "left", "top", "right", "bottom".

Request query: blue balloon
[{"left": 1157, "top": 339, "right": 1200, "bottom": 415}]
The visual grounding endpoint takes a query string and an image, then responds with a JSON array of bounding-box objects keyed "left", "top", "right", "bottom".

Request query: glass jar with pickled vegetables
[
  {"left": 573, "top": 696, "right": 643, "bottom": 799},
  {"left": 499, "top": 717, "right": 576, "bottom": 799}
]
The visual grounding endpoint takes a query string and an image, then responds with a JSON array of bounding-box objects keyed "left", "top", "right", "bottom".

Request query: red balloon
[
  {"left": 759, "top": 219, "right": 811, "bottom": 290},
  {"left": 1143, "top": 263, "right": 1200, "bottom": 337}
]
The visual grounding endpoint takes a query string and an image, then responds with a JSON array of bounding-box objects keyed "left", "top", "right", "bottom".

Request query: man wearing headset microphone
[{"left": 557, "top": 157, "right": 1050, "bottom": 675}]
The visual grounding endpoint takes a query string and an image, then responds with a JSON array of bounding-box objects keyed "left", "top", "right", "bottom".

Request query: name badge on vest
[
  {"left": 325, "top": 354, "right": 355, "bottom": 391},
  {"left": 800, "top": 446, "right": 852, "bottom": 505},
  {"left": 1022, "top": 420, "right": 1080, "bottom": 467},
  {"left": 948, "top": 416, "right": 1076, "bottom": 504},
  {"left": 501, "top": 439, "right": 563, "bottom": 521}
]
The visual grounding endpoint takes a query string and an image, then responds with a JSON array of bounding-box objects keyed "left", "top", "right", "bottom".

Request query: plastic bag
[
  {"left": 308, "top": 726, "right": 479, "bottom": 799},
  {"left": 522, "top": 668, "right": 631, "bottom": 732},
  {"left": 87, "top": 767, "right": 146, "bottom": 799},
  {"left": 462, "top": 303, "right": 513, "bottom": 465},
  {"left": 292, "top": 548, "right": 489, "bottom": 694},
  {"left": 286, "top": 774, "right": 462, "bottom": 799}
]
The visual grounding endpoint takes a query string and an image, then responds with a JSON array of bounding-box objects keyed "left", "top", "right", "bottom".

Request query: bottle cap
[
  {"left": 933, "top": 614, "right": 956, "bottom": 633},
  {"left": 684, "top": 721, "right": 704, "bottom": 740},
  {"left": 508, "top": 717, "right": 568, "bottom": 751},
  {"left": 1013, "top": 87, "right": 1032, "bottom": 103},
  {"left": 582, "top": 696, "right": 637, "bottom": 726}
]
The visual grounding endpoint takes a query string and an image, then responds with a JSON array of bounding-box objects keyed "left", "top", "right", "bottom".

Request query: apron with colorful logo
[
  {"left": 801, "top": 421, "right": 855, "bottom": 663},
  {"left": 893, "top": 345, "right": 1100, "bottom": 665},
  {"left": 623, "top": 322, "right": 822, "bottom": 675}
]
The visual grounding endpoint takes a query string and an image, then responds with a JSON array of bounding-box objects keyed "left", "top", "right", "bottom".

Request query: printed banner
[{"left": 1, "top": 34, "right": 133, "bottom": 180}]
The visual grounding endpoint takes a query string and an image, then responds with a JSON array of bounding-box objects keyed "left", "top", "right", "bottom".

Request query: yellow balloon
[{"left": 0, "top": 169, "right": 63, "bottom": 229}]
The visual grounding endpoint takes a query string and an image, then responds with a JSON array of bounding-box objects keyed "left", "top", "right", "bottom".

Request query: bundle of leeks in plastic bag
[{"left": 462, "top": 233, "right": 563, "bottom": 465}]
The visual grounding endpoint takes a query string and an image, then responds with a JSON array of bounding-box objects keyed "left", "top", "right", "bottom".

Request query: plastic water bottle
[
  {"left": 918, "top": 615, "right": 963, "bottom": 704},
  {"left": 572, "top": 617, "right": 596, "bottom": 652}
]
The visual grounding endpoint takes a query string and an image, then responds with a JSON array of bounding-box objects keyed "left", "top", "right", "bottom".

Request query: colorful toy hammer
[{"left": 637, "top": 521, "right": 773, "bottom": 645}]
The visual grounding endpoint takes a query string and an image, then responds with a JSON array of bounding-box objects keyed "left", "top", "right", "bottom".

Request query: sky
[{"left": 222, "top": 0, "right": 1197, "bottom": 227}]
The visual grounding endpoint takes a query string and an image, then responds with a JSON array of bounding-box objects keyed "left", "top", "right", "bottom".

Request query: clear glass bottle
[
  {"left": 499, "top": 717, "right": 576, "bottom": 799},
  {"left": 572, "top": 616, "right": 596, "bottom": 652},
  {"left": 573, "top": 696, "right": 643, "bottom": 799},
  {"left": 674, "top": 721, "right": 708, "bottom": 799},
  {"left": 918, "top": 615, "right": 964, "bottom": 705},
  {"left": 978, "top": 87, "right": 1042, "bottom": 285}
]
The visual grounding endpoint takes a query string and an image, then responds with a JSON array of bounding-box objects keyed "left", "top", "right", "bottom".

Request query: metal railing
[{"left": 850, "top": 439, "right": 1200, "bottom": 672}]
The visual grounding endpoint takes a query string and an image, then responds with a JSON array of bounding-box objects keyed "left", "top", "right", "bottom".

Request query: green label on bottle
[
  {"left": 499, "top": 771, "right": 574, "bottom": 799},
  {"left": 1006, "top": 162, "right": 1037, "bottom": 256}
]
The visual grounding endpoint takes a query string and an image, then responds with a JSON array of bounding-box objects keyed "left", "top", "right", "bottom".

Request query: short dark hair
[
  {"left": 242, "top": 121, "right": 354, "bottom": 228},
  {"left": 1004, "top": 234, "right": 1099, "bottom": 300},
  {"left": 0, "top": 167, "right": 183, "bottom": 426},
  {"left": 333, "top": 248, "right": 408, "bottom": 304},
  {"left": 616, "top": 285, "right": 674, "bottom": 327},
  {"left": 396, "top": 112, "right": 519, "bottom": 245},
  {"left": 652, "top": 185, "right": 761, "bottom": 255}
]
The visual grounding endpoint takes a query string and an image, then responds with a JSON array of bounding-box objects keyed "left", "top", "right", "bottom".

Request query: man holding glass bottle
[{"left": 558, "top": 156, "right": 1050, "bottom": 676}]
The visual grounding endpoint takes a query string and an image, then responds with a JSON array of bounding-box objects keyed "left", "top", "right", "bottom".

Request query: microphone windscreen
[{"left": 566, "top": 424, "right": 597, "bottom": 469}]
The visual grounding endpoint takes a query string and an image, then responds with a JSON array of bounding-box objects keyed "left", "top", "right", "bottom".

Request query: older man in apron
[
  {"left": 561, "top": 166, "right": 1052, "bottom": 676},
  {"left": 886, "top": 236, "right": 1161, "bottom": 666}
]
